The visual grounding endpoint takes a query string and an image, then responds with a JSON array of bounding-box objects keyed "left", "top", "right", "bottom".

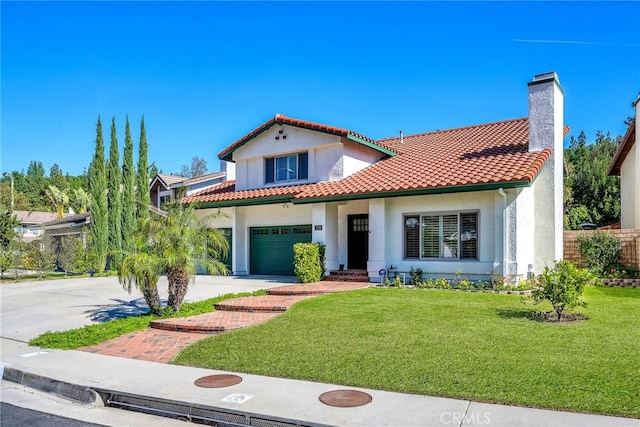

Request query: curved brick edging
[{"left": 600, "top": 278, "right": 640, "bottom": 288}]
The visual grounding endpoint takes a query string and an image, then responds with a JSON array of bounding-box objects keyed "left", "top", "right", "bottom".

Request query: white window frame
[{"left": 275, "top": 154, "right": 298, "bottom": 182}]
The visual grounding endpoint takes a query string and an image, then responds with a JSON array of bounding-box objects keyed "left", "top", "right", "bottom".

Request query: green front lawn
[{"left": 173, "top": 286, "right": 640, "bottom": 418}]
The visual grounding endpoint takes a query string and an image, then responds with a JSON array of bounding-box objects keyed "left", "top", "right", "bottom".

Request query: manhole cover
[
  {"left": 319, "top": 389, "right": 372, "bottom": 407},
  {"left": 194, "top": 374, "right": 243, "bottom": 388}
]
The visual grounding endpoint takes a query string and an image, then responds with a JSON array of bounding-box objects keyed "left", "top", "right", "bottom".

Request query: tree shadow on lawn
[
  {"left": 81, "top": 298, "right": 164, "bottom": 322},
  {"left": 496, "top": 308, "right": 588, "bottom": 323},
  {"left": 495, "top": 308, "right": 534, "bottom": 320}
]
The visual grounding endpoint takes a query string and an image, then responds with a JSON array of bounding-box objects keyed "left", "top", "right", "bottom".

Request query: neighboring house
[
  {"left": 12, "top": 211, "right": 58, "bottom": 242},
  {"left": 608, "top": 94, "right": 639, "bottom": 230},
  {"left": 38, "top": 212, "right": 91, "bottom": 241},
  {"left": 183, "top": 72, "right": 566, "bottom": 281},
  {"left": 149, "top": 171, "right": 230, "bottom": 209}
]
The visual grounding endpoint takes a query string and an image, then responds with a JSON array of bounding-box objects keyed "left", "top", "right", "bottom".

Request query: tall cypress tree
[
  {"left": 136, "top": 116, "right": 151, "bottom": 220},
  {"left": 88, "top": 116, "right": 108, "bottom": 273},
  {"left": 121, "top": 116, "right": 136, "bottom": 245},
  {"left": 107, "top": 117, "right": 123, "bottom": 268}
]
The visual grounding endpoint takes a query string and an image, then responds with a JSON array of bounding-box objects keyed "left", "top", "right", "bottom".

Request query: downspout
[{"left": 498, "top": 188, "right": 508, "bottom": 278}]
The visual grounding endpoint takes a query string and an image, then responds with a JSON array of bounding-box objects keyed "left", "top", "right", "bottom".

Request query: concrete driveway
[{"left": 0, "top": 275, "right": 295, "bottom": 342}]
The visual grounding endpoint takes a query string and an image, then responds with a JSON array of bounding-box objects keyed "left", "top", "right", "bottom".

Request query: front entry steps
[
  {"left": 81, "top": 281, "right": 372, "bottom": 363},
  {"left": 326, "top": 269, "right": 370, "bottom": 282},
  {"left": 150, "top": 281, "right": 371, "bottom": 334}
]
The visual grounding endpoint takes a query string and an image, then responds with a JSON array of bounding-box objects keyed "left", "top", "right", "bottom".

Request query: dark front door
[{"left": 348, "top": 214, "right": 369, "bottom": 270}]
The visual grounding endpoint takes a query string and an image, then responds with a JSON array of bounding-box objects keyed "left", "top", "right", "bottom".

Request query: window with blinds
[
  {"left": 404, "top": 212, "right": 478, "bottom": 260},
  {"left": 265, "top": 152, "right": 308, "bottom": 183}
]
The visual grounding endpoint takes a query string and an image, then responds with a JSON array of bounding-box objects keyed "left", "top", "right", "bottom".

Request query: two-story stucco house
[{"left": 183, "top": 72, "right": 566, "bottom": 282}]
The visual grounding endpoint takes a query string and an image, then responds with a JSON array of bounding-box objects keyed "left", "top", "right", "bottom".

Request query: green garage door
[{"left": 250, "top": 225, "right": 312, "bottom": 275}]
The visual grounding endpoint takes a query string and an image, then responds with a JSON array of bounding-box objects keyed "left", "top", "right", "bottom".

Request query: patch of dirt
[{"left": 529, "top": 311, "right": 588, "bottom": 323}]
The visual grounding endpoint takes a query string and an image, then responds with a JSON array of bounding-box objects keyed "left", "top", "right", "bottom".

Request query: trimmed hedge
[{"left": 293, "top": 242, "right": 325, "bottom": 283}]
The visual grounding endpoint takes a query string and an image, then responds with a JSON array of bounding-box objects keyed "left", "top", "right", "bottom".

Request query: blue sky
[{"left": 2, "top": 1, "right": 639, "bottom": 177}]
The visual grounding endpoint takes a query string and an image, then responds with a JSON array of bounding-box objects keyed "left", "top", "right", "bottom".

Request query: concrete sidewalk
[{"left": 1, "top": 276, "right": 638, "bottom": 426}]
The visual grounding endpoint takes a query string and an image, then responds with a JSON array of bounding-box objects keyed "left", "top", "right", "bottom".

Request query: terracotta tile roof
[
  {"left": 182, "top": 180, "right": 315, "bottom": 204},
  {"left": 185, "top": 117, "right": 554, "bottom": 206},
  {"left": 218, "top": 113, "right": 396, "bottom": 161}
]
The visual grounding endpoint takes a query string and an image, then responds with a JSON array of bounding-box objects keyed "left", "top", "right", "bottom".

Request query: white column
[
  {"left": 368, "top": 199, "right": 386, "bottom": 279},
  {"left": 312, "top": 203, "right": 339, "bottom": 274},
  {"left": 232, "top": 206, "right": 248, "bottom": 275}
]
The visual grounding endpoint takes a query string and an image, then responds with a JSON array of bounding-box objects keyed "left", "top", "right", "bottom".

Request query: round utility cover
[
  {"left": 194, "top": 374, "right": 243, "bottom": 388},
  {"left": 319, "top": 389, "right": 372, "bottom": 407}
]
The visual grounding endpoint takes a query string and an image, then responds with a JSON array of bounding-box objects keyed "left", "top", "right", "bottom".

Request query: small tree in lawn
[{"left": 531, "top": 260, "right": 598, "bottom": 321}]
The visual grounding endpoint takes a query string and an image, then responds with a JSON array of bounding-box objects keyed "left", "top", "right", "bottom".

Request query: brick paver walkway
[{"left": 77, "top": 281, "right": 371, "bottom": 363}]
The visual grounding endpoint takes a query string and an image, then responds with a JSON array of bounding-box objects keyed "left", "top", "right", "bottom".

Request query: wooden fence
[{"left": 564, "top": 229, "right": 640, "bottom": 269}]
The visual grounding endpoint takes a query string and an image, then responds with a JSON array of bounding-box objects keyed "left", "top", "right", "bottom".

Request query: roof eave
[
  {"left": 608, "top": 120, "right": 635, "bottom": 176},
  {"left": 218, "top": 117, "right": 392, "bottom": 162},
  {"left": 186, "top": 195, "right": 296, "bottom": 209},
  {"left": 292, "top": 180, "right": 534, "bottom": 205}
]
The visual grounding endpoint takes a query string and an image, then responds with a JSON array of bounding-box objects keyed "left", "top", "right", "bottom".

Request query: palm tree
[
  {"left": 45, "top": 185, "right": 69, "bottom": 219},
  {"left": 118, "top": 204, "right": 228, "bottom": 315},
  {"left": 118, "top": 216, "right": 163, "bottom": 315},
  {"left": 70, "top": 188, "right": 92, "bottom": 214},
  {"left": 155, "top": 204, "right": 228, "bottom": 313}
]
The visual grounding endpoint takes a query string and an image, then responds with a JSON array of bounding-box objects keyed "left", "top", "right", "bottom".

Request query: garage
[{"left": 250, "top": 225, "right": 312, "bottom": 275}]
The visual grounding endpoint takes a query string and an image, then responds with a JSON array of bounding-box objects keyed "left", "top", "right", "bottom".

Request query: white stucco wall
[
  {"left": 620, "top": 98, "right": 639, "bottom": 230},
  {"left": 620, "top": 141, "right": 639, "bottom": 229},
  {"left": 513, "top": 187, "right": 536, "bottom": 277},
  {"left": 382, "top": 191, "right": 499, "bottom": 279},
  {"left": 195, "top": 186, "right": 536, "bottom": 281},
  {"left": 231, "top": 125, "right": 383, "bottom": 190},
  {"left": 343, "top": 140, "right": 386, "bottom": 177}
]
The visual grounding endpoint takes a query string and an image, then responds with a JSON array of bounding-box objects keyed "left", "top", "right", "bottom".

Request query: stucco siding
[
  {"left": 343, "top": 140, "right": 385, "bottom": 177},
  {"left": 382, "top": 191, "right": 498, "bottom": 279},
  {"left": 620, "top": 141, "right": 638, "bottom": 229},
  {"left": 232, "top": 125, "right": 342, "bottom": 190}
]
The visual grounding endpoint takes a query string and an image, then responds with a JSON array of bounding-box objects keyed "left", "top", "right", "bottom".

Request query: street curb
[
  {"left": 2, "top": 366, "right": 103, "bottom": 406},
  {"left": 2, "top": 366, "right": 326, "bottom": 427}
]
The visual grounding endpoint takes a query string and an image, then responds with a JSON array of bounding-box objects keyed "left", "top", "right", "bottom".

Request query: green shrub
[
  {"left": 434, "top": 278, "right": 450, "bottom": 289},
  {"left": 408, "top": 267, "right": 423, "bottom": 286},
  {"left": 293, "top": 242, "right": 325, "bottom": 283},
  {"left": 602, "top": 265, "right": 639, "bottom": 279},
  {"left": 530, "top": 260, "right": 597, "bottom": 321},
  {"left": 456, "top": 279, "right": 475, "bottom": 290},
  {"left": 576, "top": 231, "right": 621, "bottom": 275}
]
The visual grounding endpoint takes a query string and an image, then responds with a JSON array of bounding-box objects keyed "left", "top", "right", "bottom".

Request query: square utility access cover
[{"left": 222, "top": 393, "right": 254, "bottom": 404}]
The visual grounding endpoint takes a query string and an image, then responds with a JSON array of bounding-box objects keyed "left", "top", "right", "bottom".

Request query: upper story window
[
  {"left": 404, "top": 211, "right": 478, "bottom": 260},
  {"left": 265, "top": 152, "right": 308, "bottom": 184}
]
